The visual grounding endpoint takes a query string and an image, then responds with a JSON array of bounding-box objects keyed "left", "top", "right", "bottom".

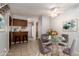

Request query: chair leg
[
  {"left": 22, "top": 36, "right": 24, "bottom": 43},
  {"left": 19, "top": 37, "right": 21, "bottom": 44},
  {"left": 14, "top": 37, "right": 16, "bottom": 44},
  {"left": 14, "top": 39, "right": 16, "bottom": 44}
]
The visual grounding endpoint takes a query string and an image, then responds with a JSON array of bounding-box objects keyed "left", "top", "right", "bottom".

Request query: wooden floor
[{"left": 7, "top": 39, "right": 64, "bottom": 56}]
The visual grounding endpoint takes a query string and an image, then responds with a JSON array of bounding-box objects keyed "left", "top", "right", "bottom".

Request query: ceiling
[{"left": 9, "top": 3, "right": 79, "bottom": 17}]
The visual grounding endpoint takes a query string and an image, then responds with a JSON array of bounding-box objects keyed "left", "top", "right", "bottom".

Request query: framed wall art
[
  {"left": 0, "top": 14, "right": 5, "bottom": 31},
  {"left": 63, "top": 19, "right": 78, "bottom": 32}
]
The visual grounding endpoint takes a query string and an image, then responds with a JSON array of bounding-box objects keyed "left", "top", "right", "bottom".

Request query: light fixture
[{"left": 50, "top": 7, "right": 63, "bottom": 17}]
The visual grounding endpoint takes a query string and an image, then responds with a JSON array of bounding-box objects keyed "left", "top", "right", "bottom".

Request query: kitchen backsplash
[{"left": 9, "top": 26, "right": 28, "bottom": 32}]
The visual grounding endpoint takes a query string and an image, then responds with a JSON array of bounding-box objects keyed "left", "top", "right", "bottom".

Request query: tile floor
[{"left": 7, "top": 39, "right": 64, "bottom": 56}]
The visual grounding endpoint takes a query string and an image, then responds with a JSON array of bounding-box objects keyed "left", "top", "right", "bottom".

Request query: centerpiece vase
[
  {"left": 52, "top": 36, "right": 59, "bottom": 45},
  {"left": 48, "top": 35, "right": 52, "bottom": 40}
]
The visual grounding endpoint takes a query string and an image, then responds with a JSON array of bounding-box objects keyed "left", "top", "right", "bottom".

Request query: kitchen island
[{"left": 9, "top": 31, "right": 28, "bottom": 47}]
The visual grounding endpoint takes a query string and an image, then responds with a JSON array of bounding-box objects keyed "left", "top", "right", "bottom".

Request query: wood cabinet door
[{"left": 13, "top": 18, "right": 27, "bottom": 26}]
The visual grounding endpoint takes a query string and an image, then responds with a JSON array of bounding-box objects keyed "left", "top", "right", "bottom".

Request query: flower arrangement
[
  {"left": 52, "top": 31, "right": 58, "bottom": 36},
  {"left": 47, "top": 29, "right": 59, "bottom": 43},
  {"left": 47, "top": 29, "right": 58, "bottom": 36}
]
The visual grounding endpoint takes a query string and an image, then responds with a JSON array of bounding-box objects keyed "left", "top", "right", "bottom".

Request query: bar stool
[
  {"left": 14, "top": 36, "right": 21, "bottom": 44},
  {"left": 22, "top": 35, "right": 28, "bottom": 43}
]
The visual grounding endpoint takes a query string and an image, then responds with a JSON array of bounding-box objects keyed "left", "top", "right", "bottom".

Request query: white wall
[
  {"left": 38, "top": 16, "right": 51, "bottom": 38},
  {"left": 38, "top": 16, "right": 42, "bottom": 38},
  {"left": 51, "top": 7, "right": 79, "bottom": 55},
  {"left": 0, "top": 11, "right": 9, "bottom": 55},
  {"left": 41, "top": 16, "right": 50, "bottom": 34},
  {"left": 12, "top": 15, "right": 39, "bottom": 40}
]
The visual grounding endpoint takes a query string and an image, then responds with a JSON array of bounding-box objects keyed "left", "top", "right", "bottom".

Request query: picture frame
[
  {"left": 63, "top": 19, "right": 78, "bottom": 32},
  {"left": 0, "top": 14, "right": 5, "bottom": 31}
]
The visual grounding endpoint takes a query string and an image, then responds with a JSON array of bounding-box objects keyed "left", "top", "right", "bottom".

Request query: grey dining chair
[
  {"left": 62, "top": 34, "right": 69, "bottom": 43},
  {"left": 59, "top": 34, "right": 69, "bottom": 46},
  {"left": 41, "top": 34, "right": 52, "bottom": 46},
  {"left": 38, "top": 38, "right": 51, "bottom": 55},
  {"left": 63, "top": 39, "right": 76, "bottom": 56}
]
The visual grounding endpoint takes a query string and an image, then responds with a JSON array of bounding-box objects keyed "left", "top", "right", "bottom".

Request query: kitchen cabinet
[
  {"left": 13, "top": 18, "right": 27, "bottom": 26},
  {"left": 9, "top": 18, "right": 28, "bottom": 26}
]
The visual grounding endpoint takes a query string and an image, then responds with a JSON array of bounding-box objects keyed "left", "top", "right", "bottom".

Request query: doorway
[{"left": 36, "top": 22, "right": 38, "bottom": 40}]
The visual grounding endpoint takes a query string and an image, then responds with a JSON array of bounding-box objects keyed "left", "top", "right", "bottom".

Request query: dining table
[{"left": 48, "top": 36, "right": 65, "bottom": 56}]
